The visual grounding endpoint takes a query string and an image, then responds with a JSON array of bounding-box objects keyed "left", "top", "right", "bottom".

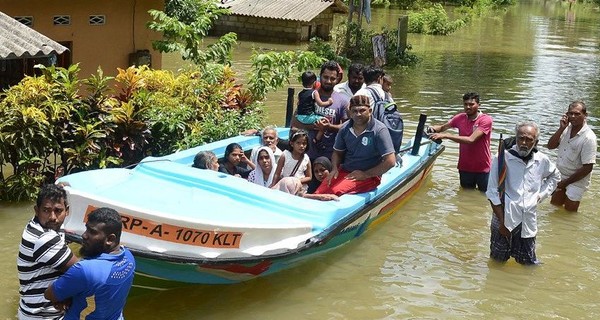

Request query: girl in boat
[
  {"left": 271, "top": 130, "right": 312, "bottom": 192},
  {"left": 218, "top": 143, "right": 254, "bottom": 179},
  {"left": 247, "top": 146, "right": 276, "bottom": 187}
]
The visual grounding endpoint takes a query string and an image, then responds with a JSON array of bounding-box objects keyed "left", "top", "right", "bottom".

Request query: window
[
  {"left": 89, "top": 15, "right": 105, "bottom": 25},
  {"left": 14, "top": 16, "right": 33, "bottom": 27},
  {"left": 53, "top": 15, "right": 71, "bottom": 26}
]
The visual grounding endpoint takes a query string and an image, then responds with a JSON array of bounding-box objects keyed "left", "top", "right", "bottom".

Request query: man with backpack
[
  {"left": 428, "top": 92, "right": 493, "bottom": 192},
  {"left": 354, "top": 66, "right": 404, "bottom": 155}
]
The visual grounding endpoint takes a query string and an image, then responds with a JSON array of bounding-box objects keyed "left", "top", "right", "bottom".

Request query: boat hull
[{"left": 60, "top": 129, "right": 444, "bottom": 288}]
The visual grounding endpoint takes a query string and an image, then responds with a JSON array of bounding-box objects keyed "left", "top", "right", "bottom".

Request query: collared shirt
[
  {"left": 486, "top": 146, "right": 560, "bottom": 238},
  {"left": 556, "top": 123, "right": 597, "bottom": 189},
  {"left": 334, "top": 116, "right": 394, "bottom": 172},
  {"left": 448, "top": 112, "right": 493, "bottom": 173},
  {"left": 333, "top": 81, "right": 365, "bottom": 101},
  {"left": 354, "top": 83, "right": 385, "bottom": 110}
]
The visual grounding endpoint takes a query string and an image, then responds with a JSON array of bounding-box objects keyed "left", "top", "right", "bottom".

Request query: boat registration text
[{"left": 85, "top": 206, "right": 243, "bottom": 248}]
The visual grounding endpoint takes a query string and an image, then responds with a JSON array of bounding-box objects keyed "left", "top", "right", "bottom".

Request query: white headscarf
[{"left": 248, "top": 146, "right": 276, "bottom": 187}]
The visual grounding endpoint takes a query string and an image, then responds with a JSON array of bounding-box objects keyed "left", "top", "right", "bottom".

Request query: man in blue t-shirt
[
  {"left": 45, "top": 207, "right": 135, "bottom": 320},
  {"left": 315, "top": 95, "right": 396, "bottom": 196}
]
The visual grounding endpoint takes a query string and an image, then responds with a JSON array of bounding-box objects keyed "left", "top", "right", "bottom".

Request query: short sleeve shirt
[
  {"left": 448, "top": 112, "right": 493, "bottom": 173},
  {"left": 334, "top": 117, "right": 395, "bottom": 172},
  {"left": 307, "top": 91, "right": 349, "bottom": 160},
  {"left": 556, "top": 123, "right": 597, "bottom": 189},
  {"left": 53, "top": 247, "right": 135, "bottom": 320}
]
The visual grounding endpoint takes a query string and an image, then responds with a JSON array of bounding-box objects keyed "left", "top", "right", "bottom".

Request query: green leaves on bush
[{"left": 0, "top": 64, "right": 264, "bottom": 201}]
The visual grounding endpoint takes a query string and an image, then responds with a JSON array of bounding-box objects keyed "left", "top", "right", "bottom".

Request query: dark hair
[
  {"left": 301, "top": 71, "right": 317, "bottom": 87},
  {"left": 569, "top": 100, "right": 587, "bottom": 114},
  {"left": 288, "top": 130, "right": 310, "bottom": 152},
  {"left": 224, "top": 143, "right": 243, "bottom": 161},
  {"left": 88, "top": 207, "right": 122, "bottom": 241},
  {"left": 463, "top": 92, "right": 480, "bottom": 104},
  {"left": 320, "top": 60, "right": 339, "bottom": 78},
  {"left": 362, "top": 65, "right": 384, "bottom": 84},
  {"left": 348, "top": 63, "right": 365, "bottom": 76},
  {"left": 36, "top": 184, "right": 68, "bottom": 208}
]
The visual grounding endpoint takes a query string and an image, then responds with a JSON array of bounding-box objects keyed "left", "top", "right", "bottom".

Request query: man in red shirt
[{"left": 428, "top": 92, "right": 493, "bottom": 192}]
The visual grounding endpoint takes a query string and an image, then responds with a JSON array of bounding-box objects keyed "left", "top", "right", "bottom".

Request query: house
[
  {"left": 0, "top": 11, "right": 68, "bottom": 89},
  {"left": 213, "top": 0, "right": 348, "bottom": 43},
  {"left": 0, "top": 0, "right": 164, "bottom": 79}
]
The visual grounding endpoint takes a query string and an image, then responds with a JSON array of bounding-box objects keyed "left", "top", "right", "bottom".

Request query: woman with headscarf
[
  {"left": 247, "top": 146, "right": 276, "bottom": 187},
  {"left": 307, "top": 156, "right": 333, "bottom": 194}
]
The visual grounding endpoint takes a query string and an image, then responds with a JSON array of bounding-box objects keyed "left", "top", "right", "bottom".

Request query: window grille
[
  {"left": 53, "top": 15, "right": 71, "bottom": 26},
  {"left": 14, "top": 16, "right": 33, "bottom": 26},
  {"left": 89, "top": 15, "right": 105, "bottom": 25}
]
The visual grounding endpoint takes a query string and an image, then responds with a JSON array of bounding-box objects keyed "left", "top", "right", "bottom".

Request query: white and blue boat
[{"left": 58, "top": 120, "right": 444, "bottom": 289}]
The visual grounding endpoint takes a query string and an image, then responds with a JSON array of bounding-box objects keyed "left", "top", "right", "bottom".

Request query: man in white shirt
[
  {"left": 333, "top": 63, "right": 365, "bottom": 100},
  {"left": 486, "top": 121, "right": 560, "bottom": 265},
  {"left": 547, "top": 100, "right": 597, "bottom": 212},
  {"left": 354, "top": 65, "right": 385, "bottom": 110}
]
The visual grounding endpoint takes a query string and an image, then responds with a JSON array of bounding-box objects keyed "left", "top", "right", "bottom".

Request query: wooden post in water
[
  {"left": 397, "top": 16, "right": 409, "bottom": 54},
  {"left": 411, "top": 114, "right": 427, "bottom": 156},
  {"left": 343, "top": 0, "right": 355, "bottom": 55},
  {"left": 285, "top": 87, "right": 295, "bottom": 128}
]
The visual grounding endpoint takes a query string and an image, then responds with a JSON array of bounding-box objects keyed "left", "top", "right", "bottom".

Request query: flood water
[{"left": 2, "top": 0, "right": 600, "bottom": 318}]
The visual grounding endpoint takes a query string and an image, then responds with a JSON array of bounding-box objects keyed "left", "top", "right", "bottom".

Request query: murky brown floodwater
[{"left": 2, "top": 0, "right": 600, "bottom": 318}]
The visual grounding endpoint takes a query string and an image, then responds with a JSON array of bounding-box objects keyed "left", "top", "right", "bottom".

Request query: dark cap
[{"left": 350, "top": 95, "right": 371, "bottom": 108}]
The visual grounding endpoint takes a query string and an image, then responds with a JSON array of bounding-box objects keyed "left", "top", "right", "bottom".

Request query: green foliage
[
  {"left": 148, "top": 0, "right": 237, "bottom": 66},
  {"left": 307, "top": 38, "right": 351, "bottom": 69},
  {"left": 408, "top": 4, "right": 466, "bottom": 35},
  {"left": 0, "top": 64, "right": 264, "bottom": 201},
  {"left": 330, "top": 22, "right": 421, "bottom": 67},
  {"left": 247, "top": 50, "right": 325, "bottom": 101}
]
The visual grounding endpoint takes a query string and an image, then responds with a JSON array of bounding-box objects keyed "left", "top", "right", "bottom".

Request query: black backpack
[{"left": 367, "top": 87, "right": 404, "bottom": 153}]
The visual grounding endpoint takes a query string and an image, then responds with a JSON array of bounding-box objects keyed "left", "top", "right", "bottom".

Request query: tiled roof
[
  {"left": 219, "top": 0, "right": 348, "bottom": 22},
  {"left": 0, "top": 11, "right": 67, "bottom": 59}
]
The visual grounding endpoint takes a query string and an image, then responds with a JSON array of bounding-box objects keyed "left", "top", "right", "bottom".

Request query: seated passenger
[
  {"left": 307, "top": 156, "right": 333, "bottom": 194},
  {"left": 192, "top": 151, "right": 219, "bottom": 171},
  {"left": 272, "top": 177, "right": 338, "bottom": 201},
  {"left": 249, "top": 126, "right": 284, "bottom": 165},
  {"left": 272, "top": 130, "right": 312, "bottom": 191},
  {"left": 316, "top": 95, "right": 395, "bottom": 196},
  {"left": 248, "top": 146, "right": 276, "bottom": 187},
  {"left": 218, "top": 143, "right": 254, "bottom": 179}
]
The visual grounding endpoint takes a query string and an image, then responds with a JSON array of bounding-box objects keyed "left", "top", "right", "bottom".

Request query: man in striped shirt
[{"left": 17, "top": 184, "right": 78, "bottom": 319}]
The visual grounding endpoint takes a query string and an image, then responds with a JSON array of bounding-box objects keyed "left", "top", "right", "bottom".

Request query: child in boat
[
  {"left": 218, "top": 143, "right": 254, "bottom": 179},
  {"left": 271, "top": 130, "right": 312, "bottom": 192},
  {"left": 296, "top": 71, "right": 333, "bottom": 144}
]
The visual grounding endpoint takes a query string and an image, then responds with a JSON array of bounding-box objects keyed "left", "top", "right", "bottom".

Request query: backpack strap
[{"left": 366, "top": 87, "right": 384, "bottom": 119}]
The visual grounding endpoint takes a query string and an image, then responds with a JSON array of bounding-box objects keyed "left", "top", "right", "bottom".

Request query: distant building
[
  {"left": 0, "top": 11, "right": 68, "bottom": 89},
  {"left": 213, "top": 0, "right": 348, "bottom": 43},
  {"left": 0, "top": 0, "right": 164, "bottom": 79}
]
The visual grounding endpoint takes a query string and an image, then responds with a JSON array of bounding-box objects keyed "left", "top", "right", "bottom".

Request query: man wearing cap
[{"left": 315, "top": 95, "right": 396, "bottom": 196}]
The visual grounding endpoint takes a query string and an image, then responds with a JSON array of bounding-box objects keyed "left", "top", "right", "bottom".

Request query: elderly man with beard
[
  {"left": 17, "top": 184, "right": 78, "bottom": 320},
  {"left": 292, "top": 60, "right": 350, "bottom": 160},
  {"left": 45, "top": 207, "right": 135, "bottom": 320},
  {"left": 486, "top": 121, "right": 560, "bottom": 265}
]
